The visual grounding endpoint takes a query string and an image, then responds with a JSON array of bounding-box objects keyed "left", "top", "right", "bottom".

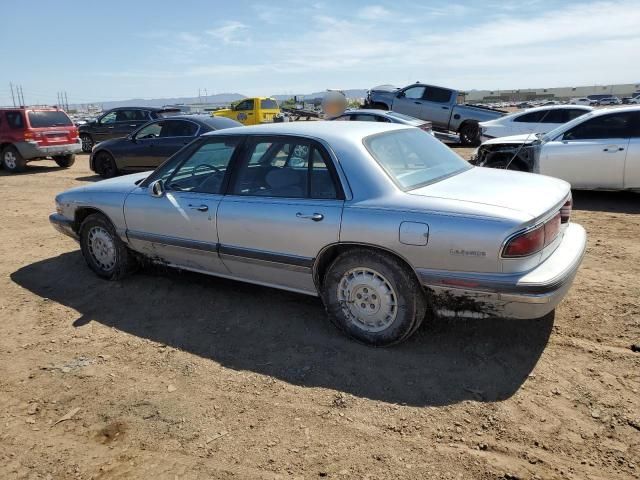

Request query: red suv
[{"left": 0, "top": 107, "right": 82, "bottom": 173}]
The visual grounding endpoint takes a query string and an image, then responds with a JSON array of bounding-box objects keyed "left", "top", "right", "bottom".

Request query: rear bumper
[
  {"left": 15, "top": 139, "right": 82, "bottom": 160},
  {"left": 49, "top": 213, "right": 78, "bottom": 241},
  {"left": 418, "top": 223, "right": 587, "bottom": 319}
]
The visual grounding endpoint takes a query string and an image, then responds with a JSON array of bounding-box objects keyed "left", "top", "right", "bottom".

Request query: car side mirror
[
  {"left": 397, "top": 92, "right": 405, "bottom": 98},
  {"left": 148, "top": 179, "right": 165, "bottom": 197}
]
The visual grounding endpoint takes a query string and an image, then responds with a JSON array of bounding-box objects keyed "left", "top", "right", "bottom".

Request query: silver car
[{"left": 50, "top": 122, "right": 587, "bottom": 346}]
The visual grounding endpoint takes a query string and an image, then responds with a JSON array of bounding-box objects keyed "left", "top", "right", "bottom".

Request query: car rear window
[
  {"left": 260, "top": 99, "right": 279, "bottom": 109},
  {"left": 364, "top": 129, "right": 470, "bottom": 190},
  {"left": 28, "top": 110, "right": 73, "bottom": 128}
]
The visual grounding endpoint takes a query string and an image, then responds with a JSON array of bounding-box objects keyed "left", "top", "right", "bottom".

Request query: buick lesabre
[{"left": 50, "top": 122, "right": 587, "bottom": 345}]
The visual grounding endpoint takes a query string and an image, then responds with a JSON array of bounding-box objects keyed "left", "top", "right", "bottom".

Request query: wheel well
[
  {"left": 313, "top": 243, "right": 421, "bottom": 289},
  {"left": 0, "top": 142, "right": 12, "bottom": 152},
  {"left": 74, "top": 207, "right": 104, "bottom": 232}
]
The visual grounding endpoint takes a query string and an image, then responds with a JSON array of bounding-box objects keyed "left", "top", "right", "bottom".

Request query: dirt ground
[{"left": 0, "top": 151, "right": 639, "bottom": 480}]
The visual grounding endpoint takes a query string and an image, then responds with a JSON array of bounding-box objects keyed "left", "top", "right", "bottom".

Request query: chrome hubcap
[
  {"left": 82, "top": 136, "right": 92, "bottom": 150},
  {"left": 337, "top": 267, "right": 397, "bottom": 333},
  {"left": 88, "top": 226, "right": 116, "bottom": 271},
  {"left": 4, "top": 151, "right": 16, "bottom": 169}
]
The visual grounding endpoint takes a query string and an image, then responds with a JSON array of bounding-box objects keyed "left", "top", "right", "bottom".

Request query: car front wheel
[
  {"left": 322, "top": 249, "right": 428, "bottom": 346},
  {"left": 80, "top": 213, "right": 137, "bottom": 280}
]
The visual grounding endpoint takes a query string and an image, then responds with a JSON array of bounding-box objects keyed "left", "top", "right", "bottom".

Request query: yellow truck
[{"left": 212, "top": 97, "right": 280, "bottom": 125}]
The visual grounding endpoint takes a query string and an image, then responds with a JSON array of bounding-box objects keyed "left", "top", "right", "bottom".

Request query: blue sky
[{"left": 1, "top": 0, "right": 639, "bottom": 105}]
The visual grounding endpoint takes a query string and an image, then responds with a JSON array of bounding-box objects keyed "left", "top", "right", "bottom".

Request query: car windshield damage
[
  {"left": 28, "top": 110, "right": 73, "bottom": 128},
  {"left": 364, "top": 129, "right": 470, "bottom": 190}
]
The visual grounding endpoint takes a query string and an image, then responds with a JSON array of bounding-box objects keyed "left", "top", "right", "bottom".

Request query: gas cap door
[{"left": 399, "top": 221, "right": 429, "bottom": 246}]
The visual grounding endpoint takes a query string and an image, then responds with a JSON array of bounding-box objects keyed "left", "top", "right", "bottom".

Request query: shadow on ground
[
  {"left": 0, "top": 164, "right": 62, "bottom": 176},
  {"left": 75, "top": 175, "right": 103, "bottom": 182},
  {"left": 12, "top": 252, "right": 553, "bottom": 407},
  {"left": 572, "top": 189, "right": 640, "bottom": 214}
]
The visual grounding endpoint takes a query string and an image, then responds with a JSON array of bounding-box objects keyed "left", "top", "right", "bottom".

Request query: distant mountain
[
  {"left": 72, "top": 89, "right": 369, "bottom": 110},
  {"left": 73, "top": 93, "right": 246, "bottom": 110},
  {"left": 271, "top": 89, "right": 368, "bottom": 101}
]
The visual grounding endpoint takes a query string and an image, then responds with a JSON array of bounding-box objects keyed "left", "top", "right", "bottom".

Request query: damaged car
[
  {"left": 472, "top": 107, "right": 640, "bottom": 191},
  {"left": 50, "top": 122, "right": 586, "bottom": 346}
]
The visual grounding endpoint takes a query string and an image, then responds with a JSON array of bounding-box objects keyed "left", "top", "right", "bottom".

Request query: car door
[
  {"left": 622, "top": 112, "right": 640, "bottom": 189},
  {"left": 149, "top": 119, "right": 200, "bottom": 166},
  {"left": 217, "top": 136, "right": 344, "bottom": 294},
  {"left": 393, "top": 86, "right": 426, "bottom": 118},
  {"left": 123, "top": 120, "right": 164, "bottom": 169},
  {"left": 540, "top": 111, "right": 633, "bottom": 189},
  {"left": 420, "top": 86, "right": 454, "bottom": 129},
  {"left": 233, "top": 99, "right": 255, "bottom": 125},
  {"left": 93, "top": 111, "right": 117, "bottom": 142},
  {"left": 123, "top": 136, "right": 243, "bottom": 273}
]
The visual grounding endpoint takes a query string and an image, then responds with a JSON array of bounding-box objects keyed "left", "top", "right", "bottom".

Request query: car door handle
[
  {"left": 107, "top": 126, "right": 114, "bottom": 129},
  {"left": 413, "top": 101, "right": 422, "bottom": 105},
  {"left": 441, "top": 106, "right": 449, "bottom": 109},
  {"left": 296, "top": 212, "right": 324, "bottom": 221},
  {"left": 129, "top": 124, "right": 137, "bottom": 127},
  {"left": 188, "top": 204, "right": 208, "bottom": 212},
  {"left": 603, "top": 146, "right": 623, "bottom": 152}
]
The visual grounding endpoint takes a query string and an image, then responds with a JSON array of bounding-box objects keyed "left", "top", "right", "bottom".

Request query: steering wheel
[{"left": 191, "top": 163, "right": 221, "bottom": 177}]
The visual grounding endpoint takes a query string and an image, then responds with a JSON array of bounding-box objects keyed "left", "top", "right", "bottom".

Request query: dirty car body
[{"left": 50, "top": 122, "right": 586, "bottom": 345}]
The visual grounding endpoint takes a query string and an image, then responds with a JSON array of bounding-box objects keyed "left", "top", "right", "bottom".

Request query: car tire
[
  {"left": 322, "top": 249, "right": 428, "bottom": 346},
  {"left": 79, "top": 213, "right": 138, "bottom": 280},
  {"left": 2, "top": 145, "right": 27, "bottom": 173},
  {"left": 459, "top": 122, "right": 481, "bottom": 146},
  {"left": 94, "top": 151, "right": 118, "bottom": 178},
  {"left": 53, "top": 154, "right": 76, "bottom": 168},
  {"left": 80, "top": 133, "right": 94, "bottom": 153}
]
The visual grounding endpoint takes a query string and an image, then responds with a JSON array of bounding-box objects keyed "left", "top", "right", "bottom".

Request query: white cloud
[
  {"left": 206, "top": 21, "right": 251, "bottom": 45},
  {"left": 357, "top": 5, "right": 391, "bottom": 20}
]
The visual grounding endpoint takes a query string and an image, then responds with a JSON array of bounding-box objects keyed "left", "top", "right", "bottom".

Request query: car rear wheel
[
  {"left": 79, "top": 213, "right": 137, "bottom": 280},
  {"left": 322, "top": 249, "right": 428, "bottom": 346},
  {"left": 2, "top": 146, "right": 27, "bottom": 173},
  {"left": 53, "top": 154, "right": 75, "bottom": 168},
  {"left": 95, "top": 151, "right": 118, "bottom": 178},
  {"left": 459, "top": 122, "right": 481, "bottom": 146},
  {"left": 80, "top": 134, "right": 94, "bottom": 153}
]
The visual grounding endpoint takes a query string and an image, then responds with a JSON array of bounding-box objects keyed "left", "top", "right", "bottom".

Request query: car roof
[
  {"left": 586, "top": 105, "right": 640, "bottom": 116},
  {"left": 202, "top": 120, "right": 411, "bottom": 141},
  {"left": 516, "top": 104, "right": 593, "bottom": 113}
]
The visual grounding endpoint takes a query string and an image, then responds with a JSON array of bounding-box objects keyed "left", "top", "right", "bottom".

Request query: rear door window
[
  {"left": 539, "top": 109, "right": 566, "bottom": 124},
  {"left": 161, "top": 120, "right": 198, "bottom": 137},
  {"left": 423, "top": 87, "right": 452, "bottom": 103},
  {"left": 513, "top": 111, "right": 546, "bottom": 123},
  {"left": 6, "top": 111, "right": 24, "bottom": 129},
  {"left": 27, "top": 110, "right": 73, "bottom": 128}
]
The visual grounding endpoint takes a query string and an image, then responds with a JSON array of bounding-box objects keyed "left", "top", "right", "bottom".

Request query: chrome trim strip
[
  {"left": 219, "top": 245, "right": 314, "bottom": 268},
  {"left": 127, "top": 230, "right": 218, "bottom": 252}
]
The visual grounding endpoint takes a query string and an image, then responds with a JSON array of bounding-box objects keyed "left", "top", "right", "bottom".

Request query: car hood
[
  {"left": 64, "top": 172, "right": 150, "bottom": 195},
  {"left": 409, "top": 166, "right": 569, "bottom": 221},
  {"left": 481, "top": 133, "right": 540, "bottom": 146}
]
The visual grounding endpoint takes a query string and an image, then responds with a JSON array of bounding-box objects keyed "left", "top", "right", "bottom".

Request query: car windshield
[
  {"left": 27, "top": 110, "right": 73, "bottom": 128},
  {"left": 363, "top": 128, "right": 470, "bottom": 190}
]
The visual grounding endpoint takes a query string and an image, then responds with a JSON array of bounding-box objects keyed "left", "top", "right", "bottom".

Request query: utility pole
[
  {"left": 64, "top": 92, "right": 69, "bottom": 111},
  {"left": 9, "top": 83, "right": 16, "bottom": 107},
  {"left": 18, "top": 85, "right": 25, "bottom": 106}
]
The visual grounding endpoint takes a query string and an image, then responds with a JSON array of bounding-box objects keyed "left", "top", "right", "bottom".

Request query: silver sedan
[{"left": 50, "top": 121, "right": 586, "bottom": 345}]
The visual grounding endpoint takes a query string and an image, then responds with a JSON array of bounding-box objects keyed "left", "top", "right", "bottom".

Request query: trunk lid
[{"left": 409, "top": 166, "right": 569, "bottom": 220}]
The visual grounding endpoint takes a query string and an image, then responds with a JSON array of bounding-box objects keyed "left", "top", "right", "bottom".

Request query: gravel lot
[{"left": 1, "top": 151, "right": 639, "bottom": 480}]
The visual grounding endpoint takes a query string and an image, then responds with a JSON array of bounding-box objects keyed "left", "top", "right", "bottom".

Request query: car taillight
[
  {"left": 419, "top": 122, "right": 432, "bottom": 132},
  {"left": 23, "top": 130, "right": 42, "bottom": 141},
  {"left": 503, "top": 212, "right": 562, "bottom": 258},
  {"left": 560, "top": 196, "right": 572, "bottom": 223}
]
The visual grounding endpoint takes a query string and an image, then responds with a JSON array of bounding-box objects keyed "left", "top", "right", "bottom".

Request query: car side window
[
  {"left": 161, "top": 120, "right": 198, "bottom": 137},
  {"left": 402, "top": 87, "right": 425, "bottom": 100},
  {"left": 513, "top": 111, "right": 545, "bottom": 123},
  {"left": 423, "top": 87, "right": 452, "bottom": 103},
  {"left": 566, "top": 109, "right": 588, "bottom": 121},
  {"left": 332, "top": 115, "right": 350, "bottom": 121},
  {"left": 163, "top": 138, "right": 241, "bottom": 194},
  {"left": 351, "top": 114, "right": 379, "bottom": 122},
  {"left": 539, "top": 109, "right": 566, "bottom": 124},
  {"left": 133, "top": 110, "right": 150, "bottom": 121},
  {"left": 6, "top": 111, "right": 24, "bottom": 129},
  {"left": 564, "top": 112, "right": 636, "bottom": 140},
  {"left": 235, "top": 99, "right": 254, "bottom": 111},
  {"left": 100, "top": 112, "right": 117, "bottom": 124},
  {"left": 232, "top": 138, "right": 339, "bottom": 199},
  {"left": 136, "top": 122, "right": 163, "bottom": 139}
]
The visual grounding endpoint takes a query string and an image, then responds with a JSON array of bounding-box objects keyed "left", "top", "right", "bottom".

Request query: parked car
[
  {"left": 90, "top": 115, "right": 242, "bottom": 178},
  {"left": 328, "top": 109, "right": 433, "bottom": 131},
  {"left": 0, "top": 107, "right": 81, "bottom": 173},
  {"left": 364, "top": 83, "right": 505, "bottom": 145},
  {"left": 570, "top": 98, "right": 598, "bottom": 106},
  {"left": 478, "top": 105, "right": 592, "bottom": 141},
  {"left": 78, "top": 107, "right": 180, "bottom": 153},
  {"left": 50, "top": 122, "right": 586, "bottom": 346},
  {"left": 628, "top": 96, "right": 640, "bottom": 105},
  {"left": 598, "top": 97, "right": 621, "bottom": 106},
  {"left": 212, "top": 97, "right": 281, "bottom": 125},
  {"left": 472, "top": 107, "right": 640, "bottom": 190}
]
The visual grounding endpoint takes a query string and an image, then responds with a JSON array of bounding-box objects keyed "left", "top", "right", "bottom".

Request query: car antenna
[{"left": 503, "top": 106, "right": 555, "bottom": 171}]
